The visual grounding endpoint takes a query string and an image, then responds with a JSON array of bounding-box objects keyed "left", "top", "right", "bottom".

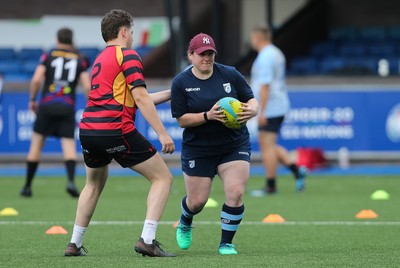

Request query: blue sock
[
  {"left": 180, "top": 196, "right": 198, "bottom": 226},
  {"left": 220, "top": 203, "right": 244, "bottom": 245}
]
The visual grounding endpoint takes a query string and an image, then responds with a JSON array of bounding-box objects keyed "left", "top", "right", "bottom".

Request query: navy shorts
[
  {"left": 181, "top": 144, "right": 251, "bottom": 178},
  {"left": 80, "top": 130, "right": 157, "bottom": 168},
  {"left": 258, "top": 116, "right": 285, "bottom": 133}
]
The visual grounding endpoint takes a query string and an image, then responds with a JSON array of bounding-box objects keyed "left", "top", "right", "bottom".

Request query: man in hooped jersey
[
  {"left": 20, "top": 28, "right": 91, "bottom": 198},
  {"left": 64, "top": 9, "right": 176, "bottom": 257}
]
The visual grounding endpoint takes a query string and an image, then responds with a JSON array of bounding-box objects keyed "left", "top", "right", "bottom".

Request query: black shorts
[
  {"left": 80, "top": 130, "right": 157, "bottom": 168},
  {"left": 33, "top": 105, "right": 75, "bottom": 138},
  {"left": 258, "top": 116, "right": 285, "bottom": 133},
  {"left": 181, "top": 144, "right": 251, "bottom": 178}
]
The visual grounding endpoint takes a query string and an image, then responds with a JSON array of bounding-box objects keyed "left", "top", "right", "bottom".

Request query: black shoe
[
  {"left": 64, "top": 243, "right": 87, "bottom": 256},
  {"left": 66, "top": 183, "right": 80, "bottom": 198},
  {"left": 20, "top": 187, "right": 32, "bottom": 197},
  {"left": 134, "top": 238, "right": 176, "bottom": 257}
]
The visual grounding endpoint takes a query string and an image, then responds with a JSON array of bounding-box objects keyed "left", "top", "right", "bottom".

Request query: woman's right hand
[{"left": 207, "top": 102, "right": 226, "bottom": 123}]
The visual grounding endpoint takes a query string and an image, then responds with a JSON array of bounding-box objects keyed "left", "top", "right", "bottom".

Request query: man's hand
[
  {"left": 29, "top": 100, "right": 38, "bottom": 113},
  {"left": 237, "top": 102, "right": 258, "bottom": 124},
  {"left": 207, "top": 102, "right": 226, "bottom": 123},
  {"left": 258, "top": 114, "right": 267, "bottom": 128},
  {"left": 159, "top": 133, "right": 175, "bottom": 154}
]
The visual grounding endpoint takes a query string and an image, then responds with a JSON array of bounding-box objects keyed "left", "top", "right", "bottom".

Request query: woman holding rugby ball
[{"left": 171, "top": 33, "right": 258, "bottom": 255}]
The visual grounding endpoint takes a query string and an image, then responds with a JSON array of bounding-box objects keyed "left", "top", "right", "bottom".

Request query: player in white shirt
[{"left": 250, "top": 26, "right": 306, "bottom": 194}]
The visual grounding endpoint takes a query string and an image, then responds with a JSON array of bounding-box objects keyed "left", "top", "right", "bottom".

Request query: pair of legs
[
  {"left": 258, "top": 130, "right": 304, "bottom": 193},
  {"left": 21, "top": 131, "right": 79, "bottom": 197},
  {"left": 69, "top": 153, "right": 173, "bottom": 251},
  {"left": 178, "top": 160, "right": 249, "bottom": 253}
]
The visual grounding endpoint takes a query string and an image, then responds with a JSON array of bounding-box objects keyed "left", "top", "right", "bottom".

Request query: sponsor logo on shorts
[
  {"left": 223, "top": 83, "right": 231, "bottom": 93},
  {"left": 106, "top": 145, "right": 126, "bottom": 154},
  {"left": 189, "top": 160, "right": 195, "bottom": 169},
  {"left": 238, "top": 151, "right": 250, "bottom": 156},
  {"left": 185, "top": 87, "right": 201, "bottom": 92}
]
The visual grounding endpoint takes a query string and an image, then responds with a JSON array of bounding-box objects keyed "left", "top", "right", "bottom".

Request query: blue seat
[
  {"left": 387, "top": 27, "right": 400, "bottom": 41},
  {"left": 79, "top": 47, "right": 100, "bottom": 66},
  {"left": 22, "top": 60, "right": 38, "bottom": 75},
  {"left": 338, "top": 43, "right": 367, "bottom": 56},
  {"left": 367, "top": 43, "right": 396, "bottom": 57},
  {"left": 319, "top": 57, "right": 346, "bottom": 74},
  {"left": 290, "top": 57, "right": 319, "bottom": 75},
  {"left": 346, "top": 57, "right": 377, "bottom": 74},
  {"left": 0, "top": 60, "right": 21, "bottom": 75},
  {"left": 310, "top": 41, "right": 336, "bottom": 57},
  {"left": 135, "top": 46, "right": 154, "bottom": 58},
  {"left": 17, "top": 48, "right": 43, "bottom": 61},
  {"left": 3, "top": 73, "right": 30, "bottom": 82},
  {"left": 358, "top": 27, "right": 386, "bottom": 41},
  {"left": 329, "top": 27, "right": 357, "bottom": 41},
  {"left": 0, "top": 48, "right": 16, "bottom": 60}
]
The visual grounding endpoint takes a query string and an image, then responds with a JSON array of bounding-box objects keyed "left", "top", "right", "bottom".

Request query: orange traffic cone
[
  {"left": 262, "top": 214, "right": 285, "bottom": 223},
  {"left": 45, "top": 226, "right": 68, "bottom": 235}
]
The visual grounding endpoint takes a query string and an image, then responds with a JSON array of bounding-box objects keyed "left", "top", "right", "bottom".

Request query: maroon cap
[{"left": 188, "top": 33, "right": 217, "bottom": 54}]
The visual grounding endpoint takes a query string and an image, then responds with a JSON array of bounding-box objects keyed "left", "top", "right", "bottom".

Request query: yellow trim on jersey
[
  {"left": 51, "top": 50, "right": 78, "bottom": 59},
  {"left": 116, "top": 46, "right": 123, "bottom": 66},
  {"left": 113, "top": 47, "right": 135, "bottom": 108}
]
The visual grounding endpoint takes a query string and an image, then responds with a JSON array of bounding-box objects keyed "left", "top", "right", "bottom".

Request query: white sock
[
  {"left": 141, "top": 220, "right": 158, "bottom": 244},
  {"left": 70, "top": 224, "right": 87, "bottom": 248}
]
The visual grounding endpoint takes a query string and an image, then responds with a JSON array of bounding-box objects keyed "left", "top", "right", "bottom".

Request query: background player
[
  {"left": 64, "top": 9, "right": 176, "bottom": 258},
  {"left": 171, "top": 33, "right": 258, "bottom": 255},
  {"left": 20, "top": 28, "right": 90, "bottom": 198},
  {"left": 250, "top": 25, "right": 306, "bottom": 194}
]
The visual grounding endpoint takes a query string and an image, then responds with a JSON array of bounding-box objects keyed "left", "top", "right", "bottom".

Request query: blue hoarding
[{"left": 1, "top": 88, "right": 400, "bottom": 154}]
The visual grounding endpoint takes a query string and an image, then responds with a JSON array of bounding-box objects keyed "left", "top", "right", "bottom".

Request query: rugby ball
[{"left": 218, "top": 97, "right": 244, "bottom": 129}]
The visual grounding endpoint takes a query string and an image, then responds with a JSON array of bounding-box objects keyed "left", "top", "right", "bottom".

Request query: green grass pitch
[{"left": 1, "top": 173, "right": 399, "bottom": 267}]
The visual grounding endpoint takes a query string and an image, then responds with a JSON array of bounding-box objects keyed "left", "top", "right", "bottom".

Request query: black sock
[
  {"left": 180, "top": 196, "right": 201, "bottom": 226},
  {"left": 24, "top": 161, "right": 39, "bottom": 188},
  {"left": 266, "top": 178, "right": 276, "bottom": 192},
  {"left": 65, "top": 160, "right": 76, "bottom": 183},
  {"left": 288, "top": 164, "right": 300, "bottom": 179},
  {"left": 220, "top": 203, "right": 244, "bottom": 245}
]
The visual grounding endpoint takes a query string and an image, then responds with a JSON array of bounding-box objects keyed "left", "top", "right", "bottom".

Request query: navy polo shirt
[{"left": 171, "top": 63, "right": 254, "bottom": 154}]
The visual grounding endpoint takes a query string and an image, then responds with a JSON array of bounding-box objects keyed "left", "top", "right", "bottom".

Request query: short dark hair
[
  {"left": 101, "top": 9, "right": 133, "bottom": 42},
  {"left": 57, "top": 28, "right": 73, "bottom": 45},
  {"left": 252, "top": 25, "right": 272, "bottom": 41}
]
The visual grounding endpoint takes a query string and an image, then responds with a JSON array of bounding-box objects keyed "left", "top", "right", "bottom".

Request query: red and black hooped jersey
[
  {"left": 39, "top": 49, "right": 89, "bottom": 106},
  {"left": 79, "top": 45, "right": 146, "bottom": 136}
]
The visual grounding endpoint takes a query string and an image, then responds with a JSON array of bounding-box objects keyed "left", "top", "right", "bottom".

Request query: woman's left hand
[{"left": 237, "top": 102, "right": 258, "bottom": 124}]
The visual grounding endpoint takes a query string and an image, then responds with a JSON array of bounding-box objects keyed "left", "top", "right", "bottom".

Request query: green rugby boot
[
  {"left": 176, "top": 223, "right": 192, "bottom": 250},
  {"left": 219, "top": 243, "right": 238, "bottom": 255}
]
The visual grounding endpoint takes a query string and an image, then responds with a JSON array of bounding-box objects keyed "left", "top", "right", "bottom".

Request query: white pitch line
[{"left": 1, "top": 221, "right": 400, "bottom": 226}]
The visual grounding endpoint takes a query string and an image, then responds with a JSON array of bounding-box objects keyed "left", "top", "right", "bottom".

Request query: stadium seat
[
  {"left": 367, "top": 43, "right": 396, "bottom": 57},
  {"left": 0, "top": 48, "right": 16, "bottom": 60},
  {"left": 290, "top": 57, "right": 319, "bottom": 75},
  {"left": 21, "top": 60, "right": 38, "bottom": 75},
  {"left": 346, "top": 57, "right": 377, "bottom": 75},
  {"left": 0, "top": 60, "right": 21, "bottom": 75},
  {"left": 3, "top": 73, "right": 31, "bottom": 82},
  {"left": 319, "top": 57, "right": 346, "bottom": 74},
  {"left": 338, "top": 43, "right": 366, "bottom": 57},
  {"left": 79, "top": 47, "right": 100, "bottom": 66},
  {"left": 387, "top": 27, "right": 400, "bottom": 41},
  {"left": 358, "top": 27, "right": 386, "bottom": 41},
  {"left": 329, "top": 27, "right": 357, "bottom": 41},
  {"left": 17, "top": 48, "right": 44, "bottom": 61},
  {"left": 135, "top": 46, "right": 154, "bottom": 58},
  {"left": 310, "top": 41, "right": 336, "bottom": 57}
]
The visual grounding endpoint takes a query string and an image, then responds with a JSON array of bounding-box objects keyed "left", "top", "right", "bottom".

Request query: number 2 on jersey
[{"left": 51, "top": 57, "right": 78, "bottom": 82}]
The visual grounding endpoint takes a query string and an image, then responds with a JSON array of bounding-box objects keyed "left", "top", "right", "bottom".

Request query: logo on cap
[{"left": 203, "top": 37, "right": 210, "bottom": 44}]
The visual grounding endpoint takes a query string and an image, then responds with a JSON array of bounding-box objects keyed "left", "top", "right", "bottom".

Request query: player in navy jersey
[
  {"left": 171, "top": 33, "right": 259, "bottom": 255},
  {"left": 20, "top": 28, "right": 91, "bottom": 198},
  {"left": 64, "top": 9, "right": 176, "bottom": 258}
]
